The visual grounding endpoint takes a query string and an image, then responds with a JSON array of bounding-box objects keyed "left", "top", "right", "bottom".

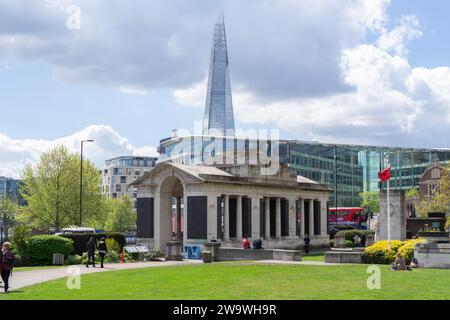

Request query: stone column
[
  {"left": 265, "top": 197, "right": 271, "bottom": 240},
  {"left": 276, "top": 197, "right": 281, "bottom": 239},
  {"left": 236, "top": 195, "right": 243, "bottom": 240},
  {"left": 223, "top": 195, "right": 230, "bottom": 241},
  {"left": 251, "top": 196, "right": 261, "bottom": 240},
  {"left": 300, "top": 198, "right": 305, "bottom": 238},
  {"left": 320, "top": 200, "right": 327, "bottom": 236},
  {"left": 309, "top": 199, "right": 314, "bottom": 237},
  {"left": 288, "top": 197, "right": 297, "bottom": 237},
  {"left": 207, "top": 194, "right": 218, "bottom": 241},
  {"left": 176, "top": 197, "right": 182, "bottom": 240}
]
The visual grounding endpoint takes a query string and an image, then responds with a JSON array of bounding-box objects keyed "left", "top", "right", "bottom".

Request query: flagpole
[{"left": 387, "top": 163, "right": 391, "bottom": 251}]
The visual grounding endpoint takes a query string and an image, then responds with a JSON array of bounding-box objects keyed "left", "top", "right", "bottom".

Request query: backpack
[{"left": 3, "top": 251, "right": 15, "bottom": 267}]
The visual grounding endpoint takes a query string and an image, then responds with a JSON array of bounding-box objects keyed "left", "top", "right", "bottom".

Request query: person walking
[
  {"left": 1, "top": 242, "right": 16, "bottom": 293},
  {"left": 98, "top": 237, "right": 108, "bottom": 268},
  {"left": 360, "top": 234, "right": 366, "bottom": 248},
  {"left": 86, "top": 237, "right": 96, "bottom": 268},
  {"left": 303, "top": 234, "right": 311, "bottom": 254}
]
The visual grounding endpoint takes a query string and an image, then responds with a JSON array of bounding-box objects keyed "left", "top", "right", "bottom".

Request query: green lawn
[
  {"left": 13, "top": 266, "right": 66, "bottom": 273},
  {"left": 2, "top": 262, "right": 450, "bottom": 300},
  {"left": 302, "top": 253, "right": 325, "bottom": 262}
]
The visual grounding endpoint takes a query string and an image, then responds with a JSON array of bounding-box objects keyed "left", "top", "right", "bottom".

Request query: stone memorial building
[{"left": 132, "top": 162, "right": 331, "bottom": 251}]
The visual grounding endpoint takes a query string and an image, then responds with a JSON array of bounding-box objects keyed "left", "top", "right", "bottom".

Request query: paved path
[{"left": 8, "top": 260, "right": 202, "bottom": 291}]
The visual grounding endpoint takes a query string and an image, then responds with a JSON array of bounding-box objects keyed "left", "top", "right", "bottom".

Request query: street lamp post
[{"left": 80, "top": 139, "right": 94, "bottom": 227}]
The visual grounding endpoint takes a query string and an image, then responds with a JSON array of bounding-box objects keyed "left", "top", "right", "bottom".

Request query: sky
[{"left": 1, "top": 0, "right": 450, "bottom": 178}]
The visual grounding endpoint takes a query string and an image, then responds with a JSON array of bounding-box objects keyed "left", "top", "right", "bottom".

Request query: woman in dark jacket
[
  {"left": 86, "top": 237, "right": 96, "bottom": 268},
  {"left": 98, "top": 237, "right": 108, "bottom": 268},
  {"left": 1, "top": 242, "right": 16, "bottom": 292}
]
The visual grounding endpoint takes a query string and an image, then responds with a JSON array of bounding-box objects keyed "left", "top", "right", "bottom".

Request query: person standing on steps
[
  {"left": 86, "top": 237, "right": 96, "bottom": 268},
  {"left": 98, "top": 237, "right": 108, "bottom": 268}
]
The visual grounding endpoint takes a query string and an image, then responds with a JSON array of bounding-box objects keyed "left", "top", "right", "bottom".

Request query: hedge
[
  {"left": 25, "top": 235, "right": 74, "bottom": 265},
  {"left": 362, "top": 239, "right": 427, "bottom": 265},
  {"left": 60, "top": 233, "right": 125, "bottom": 255},
  {"left": 336, "top": 229, "right": 375, "bottom": 242}
]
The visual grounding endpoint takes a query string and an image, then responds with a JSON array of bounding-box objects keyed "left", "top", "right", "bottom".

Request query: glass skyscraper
[{"left": 203, "top": 13, "right": 235, "bottom": 136}]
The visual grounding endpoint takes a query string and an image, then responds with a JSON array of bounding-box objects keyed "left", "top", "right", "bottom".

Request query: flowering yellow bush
[
  {"left": 362, "top": 240, "right": 402, "bottom": 264},
  {"left": 397, "top": 239, "right": 427, "bottom": 264}
]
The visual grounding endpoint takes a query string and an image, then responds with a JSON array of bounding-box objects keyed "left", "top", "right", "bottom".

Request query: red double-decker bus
[{"left": 328, "top": 207, "right": 366, "bottom": 228}]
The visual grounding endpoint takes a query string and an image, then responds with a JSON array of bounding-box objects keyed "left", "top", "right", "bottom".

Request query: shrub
[
  {"left": 105, "top": 251, "right": 120, "bottom": 263},
  {"left": 144, "top": 250, "right": 165, "bottom": 261},
  {"left": 362, "top": 240, "right": 403, "bottom": 264},
  {"left": 65, "top": 255, "right": 83, "bottom": 265},
  {"left": 345, "top": 240, "right": 354, "bottom": 248},
  {"left": 82, "top": 251, "right": 100, "bottom": 265},
  {"left": 105, "top": 238, "right": 121, "bottom": 253},
  {"left": 60, "top": 232, "right": 125, "bottom": 255},
  {"left": 329, "top": 239, "right": 335, "bottom": 248},
  {"left": 336, "top": 229, "right": 375, "bottom": 243},
  {"left": 397, "top": 239, "right": 427, "bottom": 264},
  {"left": 26, "top": 235, "right": 73, "bottom": 265},
  {"left": 12, "top": 224, "right": 32, "bottom": 255}
]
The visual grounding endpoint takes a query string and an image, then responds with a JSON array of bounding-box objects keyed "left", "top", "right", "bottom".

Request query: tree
[
  {"left": 19, "top": 145, "right": 103, "bottom": 232},
  {"left": 0, "top": 197, "right": 20, "bottom": 240},
  {"left": 359, "top": 191, "right": 380, "bottom": 214},
  {"left": 104, "top": 196, "right": 136, "bottom": 232}
]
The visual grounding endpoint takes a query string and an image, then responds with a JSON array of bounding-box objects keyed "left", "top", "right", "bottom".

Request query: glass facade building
[
  {"left": 203, "top": 13, "right": 235, "bottom": 136},
  {"left": 0, "top": 176, "right": 23, "bottom": 203},
  {"left": 157, "top": 136, "right": 450, "bottom": 208}
]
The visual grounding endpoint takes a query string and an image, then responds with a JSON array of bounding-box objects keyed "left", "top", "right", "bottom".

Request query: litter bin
[
  {"left": 202, "top": 251, "right": 212, "bottom": 264},
  {"left": 52, "top": 253, "right": 65, "bottom": 265}
]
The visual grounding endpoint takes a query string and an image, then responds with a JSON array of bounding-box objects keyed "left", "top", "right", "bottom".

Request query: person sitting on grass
[
  {"left": 392, "top": 252, "right": 407, "bottom": 271},
  {"left": 410, "top": 257, "right": 419, "bottom": 269},
  {"left": 242, "top": 234, "right": 251, "bottom": 249}
]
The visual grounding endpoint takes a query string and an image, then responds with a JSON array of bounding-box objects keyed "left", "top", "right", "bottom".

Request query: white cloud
[
  {"left": 0, "top": 125, "right": 157, "bottom": 179},
  {"left": 376, "top": 15, "right": 423, "bottom": 56}
]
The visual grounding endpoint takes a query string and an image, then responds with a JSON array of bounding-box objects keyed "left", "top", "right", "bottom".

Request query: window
[
  {"left": 120, "top": 176, "right": 126, "bottom": 183},
  {"left": 116, "top": 185, "right": 121, "bottom": 192},
  {"left": 431, "top": 168, "right": 441, "bottom": 179},
  {"left": 135, "top": 169, "right": 141, "bottom": 176}
]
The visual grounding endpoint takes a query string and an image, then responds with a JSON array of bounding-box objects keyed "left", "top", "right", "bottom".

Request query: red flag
[{"left": 378, "top": 163, "right": 391, "bottom": 182}]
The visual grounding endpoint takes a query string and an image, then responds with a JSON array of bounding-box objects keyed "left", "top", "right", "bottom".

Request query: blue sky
[{"left": 0, "top": 0, "right": 450, "bottom": 176}]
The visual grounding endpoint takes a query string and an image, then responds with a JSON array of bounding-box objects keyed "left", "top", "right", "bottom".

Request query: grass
[
  {"left": 13, "top": 266, "right": 66, "bottom": 273},
  {"left": 2, "top": 262, "right": 450, "bottom": 300},
  {"left": 302, "top": 253, "right": 325, "bottom": 262}
]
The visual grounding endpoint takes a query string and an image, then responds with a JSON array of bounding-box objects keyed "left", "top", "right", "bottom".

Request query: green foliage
[
  {"left": 359, "top": 191, "right": 380, "bottom": 213},
  {"left": 329, "top": 239, "right": 335, "bottom": 248},
  {"left": 65, "top": 255, "right": 83, "bottom": 265},
  {"left": 405, "top": 188, "right": 419, "bottom": 199},
  {"left": 143, "top": 250, "right": 165, "bottom": 261},
  {"left": 26, "top": 235, "right": 74, "bottom": 265},
  {"left": 105, "top": 238, "right": 121, "bottom": 253},
  {"left": 104, "top": 196, "right": 136, "bottom": 232},
  {"left": 345, "top": 240, "right": 354, "bottom": 248},
  {"left": 336, "top": 229, "right": 374, "bottom": 242},
  {"left": 0, "top": 197, "right": 20, "bottom": 240},
  {"left": 19, "top": 145, "right": 103, "bottom": 232},
  {"left": 60, "top": 232, "right": 125, "bottom": 255},
  {"left": 12, "top": 224, "right": 32, "bottom": 255},
  {"left": 105, "top": 251, "right": 120, "bottom": 263}
]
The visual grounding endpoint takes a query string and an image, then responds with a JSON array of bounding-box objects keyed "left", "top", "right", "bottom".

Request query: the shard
[{"left": 203, "top": 13, "right": 235, "bottom": 136}]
